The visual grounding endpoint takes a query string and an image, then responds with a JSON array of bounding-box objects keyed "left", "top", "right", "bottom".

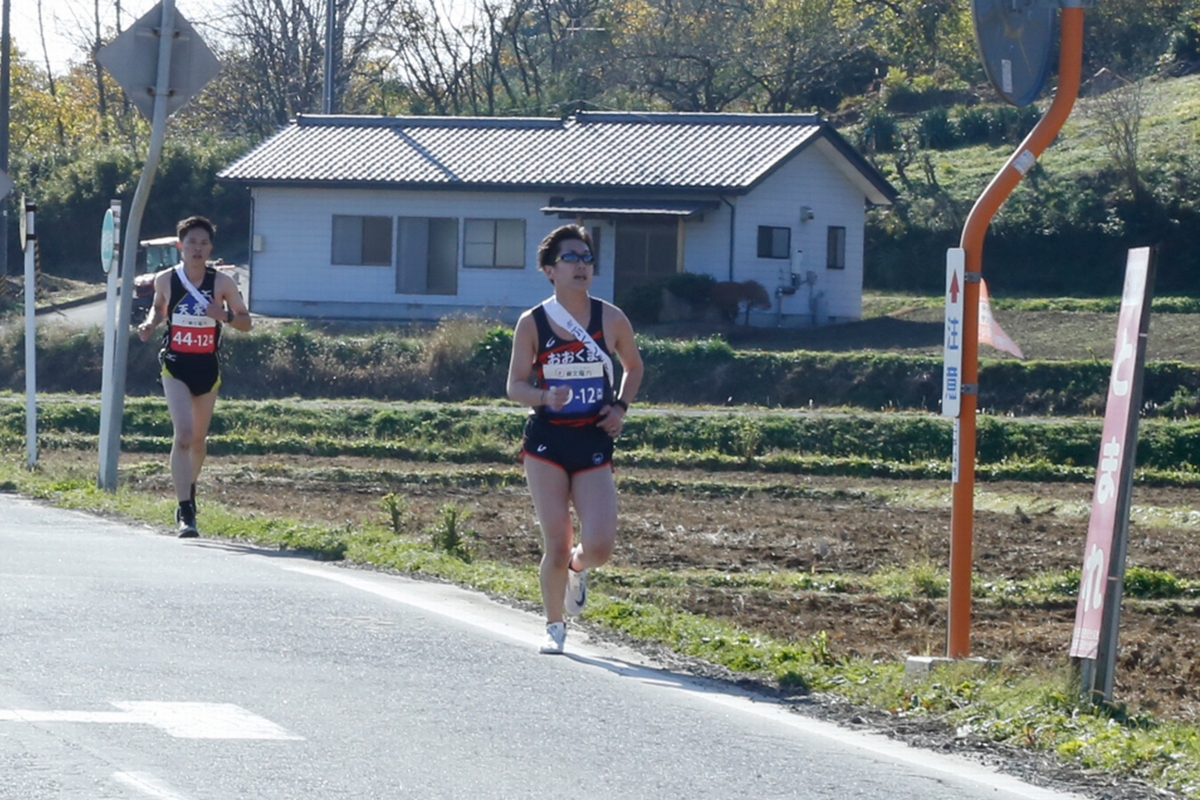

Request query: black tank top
[
  {"left": 161, "top": 266, "right": 221, "bottom": 362},
  {"left": 532, "top": 297, "right": 614, "bottom": 426}
]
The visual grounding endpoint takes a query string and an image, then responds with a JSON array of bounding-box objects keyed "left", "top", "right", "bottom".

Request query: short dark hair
[
  {"left": 176, "top": 215, "right": 216, "bottom": 240},
  {"left": 537, "top": 224, "right": 592, "bottom": 269}
]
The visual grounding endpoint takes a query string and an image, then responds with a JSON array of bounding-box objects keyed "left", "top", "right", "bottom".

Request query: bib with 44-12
[
  {"left": 543, "top": 356, "right": 607, "bottom": 417},
  {"left": 171, "top": 293, "right": 217, "bottom": 355}
]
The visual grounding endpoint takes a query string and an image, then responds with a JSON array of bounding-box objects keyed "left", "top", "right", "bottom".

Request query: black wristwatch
[
  {"left": 613, "top": 399, "right": 629, "bottom": 412},
  {"left": 226, "top": 309, "right": 234, "bottom": 323}
]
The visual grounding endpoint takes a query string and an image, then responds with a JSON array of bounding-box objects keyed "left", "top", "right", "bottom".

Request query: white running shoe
[
  {"left": 564, "top": 547, "right": 587, "bottom": 616},
  {"left": 539, "top": 621, "right": 566, "bottom": 654}
]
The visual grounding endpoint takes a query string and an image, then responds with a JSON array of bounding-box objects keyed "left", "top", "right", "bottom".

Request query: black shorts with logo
[
  {"left": 160, "top": 352, "right": 221, "bottom": 397},
  {"left": 521, "top": 415, "right": 613, "bottom": 476}
]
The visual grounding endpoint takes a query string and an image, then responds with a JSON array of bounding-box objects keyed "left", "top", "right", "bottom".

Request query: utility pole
[
  {"left": 323, "top": 0, "right": 335, "bottom": 113},
  {"left": 1, "top": 0, "right": 12, "bottom": 280}
]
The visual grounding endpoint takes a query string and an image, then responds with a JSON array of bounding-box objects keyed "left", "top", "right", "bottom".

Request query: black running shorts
[
  {"left": 521, "top": 415, "right": 613, "bottom": 475},
  {"left": 161, "top": 356, "right": 221, "bottom": 397}
]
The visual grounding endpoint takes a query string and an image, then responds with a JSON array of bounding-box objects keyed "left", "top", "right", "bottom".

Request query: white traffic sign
[
  {"left": 100, "top": 208, "right": 117, "bottom": 273},
  {"left": 96, "top": 2, "right": 221, "bottom": 121},
  {"left": 941, "top": 248, "right": 965, "bottom": 418}
]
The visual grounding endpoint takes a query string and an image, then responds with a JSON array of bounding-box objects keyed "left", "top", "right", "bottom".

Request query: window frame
[
  {"left": 331, "top": 214, "right": 393, "bottom": 267},
  {"left": 463, "top": 218, "right": 526, "bottom": 269},
  {"left": 826, "top": 225, "right": 847, "bottom": 270},
  {"left": 756, "top": 225, "right": 791, "bottom": 259}
]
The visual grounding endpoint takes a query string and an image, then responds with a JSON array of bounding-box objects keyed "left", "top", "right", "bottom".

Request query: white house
[{"left": 217, "top": 111, "right": 897, "bottom": 326}]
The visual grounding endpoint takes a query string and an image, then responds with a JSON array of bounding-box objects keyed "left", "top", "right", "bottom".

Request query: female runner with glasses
[{"left": 506, "top": 224, "right": 644, "bottom": 654}]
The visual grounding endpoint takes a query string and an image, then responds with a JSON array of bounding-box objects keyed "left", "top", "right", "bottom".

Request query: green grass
[
  {"left": 10, "top": 396, "right": 1200, "bottom": 486},
  {"left": 4, "top": 451, "right": 1200, "bottom": 796}
]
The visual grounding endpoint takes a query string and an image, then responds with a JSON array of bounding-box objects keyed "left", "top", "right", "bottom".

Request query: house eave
[{"left": 216, "top": 176, "right": 753, "bottom": 196}]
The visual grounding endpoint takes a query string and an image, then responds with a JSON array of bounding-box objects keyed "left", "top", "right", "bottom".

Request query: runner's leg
[
  {"left": 568, "top": 466, "right": 617, "bottom": 571},
  {"left": 524, "top": 457, "right": 574, "bottom": 624},
  {"left": 189, "top": 389, "right": 219, "bottom": 488},
  {"left": 162, "top": 375, "right": 196, "bottom": 502}
]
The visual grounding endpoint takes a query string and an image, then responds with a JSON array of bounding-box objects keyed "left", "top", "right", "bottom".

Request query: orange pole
[{"left": 947, "top": 7, "right": 1085, "bottom": 658}]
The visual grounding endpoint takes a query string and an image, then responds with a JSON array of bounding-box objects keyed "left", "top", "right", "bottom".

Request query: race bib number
[
  {"left": 170, "top": 312, "right": 217, "bottom": 354},
  {"left": 543, "top": 362, "right": 606, "bottom": 415}
]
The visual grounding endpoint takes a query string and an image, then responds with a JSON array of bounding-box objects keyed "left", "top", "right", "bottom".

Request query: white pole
[
  {"left": 98, "top": 0, "right": 176, "bottom": 491},
  {"left": 22, "top": 196, "right": 36, "bottom": 469},
  {"left": 98, "top": 200, "right": 122, "bottom": 475}
]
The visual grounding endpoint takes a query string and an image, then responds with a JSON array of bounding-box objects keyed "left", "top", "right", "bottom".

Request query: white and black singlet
[
  {"left": 159, "top": 265, "right": 222, "bottom": 396},
  {"left": 520, "top": 297, "right": 616, "bottom": 475}
]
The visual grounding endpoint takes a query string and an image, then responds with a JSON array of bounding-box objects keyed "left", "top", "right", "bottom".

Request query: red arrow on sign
[{"left": 949, "top": 271, "right": 960, "bottom": 304}]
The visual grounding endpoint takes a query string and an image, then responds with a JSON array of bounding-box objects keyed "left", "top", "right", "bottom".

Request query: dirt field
[{"left": 116, "top": 452, "right": 1200, "bottom": 725}]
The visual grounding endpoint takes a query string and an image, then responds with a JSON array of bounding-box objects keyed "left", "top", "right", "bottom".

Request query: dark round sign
[{"left": 970, "top": 0, "right": 1057, "bottom": 107}]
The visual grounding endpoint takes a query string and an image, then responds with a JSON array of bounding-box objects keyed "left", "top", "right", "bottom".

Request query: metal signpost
[
  {"left": 948, "top": 0, "right": 1086, "bottom": 657},
  {"left": 0, "top": 169, "right": 11, "bottom": 305},
  {"left": 98, "top": 201, "right": 122, "bottom": 475},
  {"left": 1070, "top": 247, "right": 1156, "bottom": 704},
  {"left": 21, "top": 196, "right": 35, "bottom": 469},
  {"left": 95, "top": 0, "right": 220, "bottom": 491}
]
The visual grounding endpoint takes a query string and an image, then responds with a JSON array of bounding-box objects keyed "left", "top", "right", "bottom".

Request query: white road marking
[
  {"left": 282, "top": 562, "right": 1088, "bottom": 800},
  {"left": 112, "top": 771, "right": 194, "bottom": 800},
  {"left": 0, "top": 702, "right": 302, "bottom": 740}
]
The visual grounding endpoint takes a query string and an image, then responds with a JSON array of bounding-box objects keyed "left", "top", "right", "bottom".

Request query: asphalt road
[{"left": 0, "top": 493, "right": 1088, "bottom": 800}]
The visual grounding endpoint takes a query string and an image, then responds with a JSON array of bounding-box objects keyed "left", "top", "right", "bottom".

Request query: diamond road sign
[{"left": 96, "top": 2, "right": 221, "bottom": 120}]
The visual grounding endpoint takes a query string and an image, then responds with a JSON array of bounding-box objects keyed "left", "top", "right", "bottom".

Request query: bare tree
[
  {"left": 91, "top": 0, "right": 109, "bottom": 136},
  {"left": 384, "top": 0, "right": 487, "bottom": 115},
  {"left": 609, "top": 0, "right": 759, "bottom": 111},
  {"left": 36, "top": 0, "right": 66, "bottom": 146},
  {"left": 216, "top": 0, "right": 402, "bottom": 131},
  {"left": 1092, "top": 75, "right": 1146, "bottom": 199}
]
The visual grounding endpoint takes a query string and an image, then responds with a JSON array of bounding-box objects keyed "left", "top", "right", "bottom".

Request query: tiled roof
[{"left": 218, "top": 112, "right": 896, "bottom": 202}]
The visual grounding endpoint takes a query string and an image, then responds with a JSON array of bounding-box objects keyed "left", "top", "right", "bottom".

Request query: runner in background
[
  {"left": 506, "top": 224, "right": 644, "bottom": 654},
  {"left": 137, "top": 216, "right": 251, "bottom": 537}
]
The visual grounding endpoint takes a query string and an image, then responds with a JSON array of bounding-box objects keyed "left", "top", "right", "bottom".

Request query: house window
[
  {"left": 464, "top": 219, "right": 525, "bottom": 268},
  {"left": 757, "top": 226, "right": 790, "bottom": 259},
  {"left": 396, "top": 217, "right": 458, "bottom": 295},
  {"left": 332, "top": 215, "right": 392, "bottom": 266},
  {"left": 826, "top": 226, "right": 846, "bottom": 270}
]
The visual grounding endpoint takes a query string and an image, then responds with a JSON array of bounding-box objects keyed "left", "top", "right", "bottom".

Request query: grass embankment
[
  {"left": 3, "top": 396, "right": 1200, "bottom": 795},
  {"left": 6, "top": 396, "right": 1200, "bottom": 486},
  {"left": 7, "top": 315, "right": 1200, "bottom": 415}
]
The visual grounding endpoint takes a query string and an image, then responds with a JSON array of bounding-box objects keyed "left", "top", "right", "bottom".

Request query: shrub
[
  {"left": 428, "top": 502, "right": 474, "bottom": 561},
  {"left": 917, "top": 107, "right": 958, "bottom": 150},
  {"left": 860, "top": 108, "right": 899, "bottom": 153}
]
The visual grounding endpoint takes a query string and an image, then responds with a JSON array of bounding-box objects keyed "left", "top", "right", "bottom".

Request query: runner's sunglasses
[{"left": 556, "top": 252, "right": 595, "bottom": 264}]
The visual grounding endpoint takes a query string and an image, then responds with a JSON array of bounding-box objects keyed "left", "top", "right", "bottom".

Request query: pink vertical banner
[{"left": 1069, "top": 252, "right": 1152, "bottom": 659}]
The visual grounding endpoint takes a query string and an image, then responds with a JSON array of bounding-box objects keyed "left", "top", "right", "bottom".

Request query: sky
[{"left": 6, "top": 1, "right": 218, "bottom": 77}]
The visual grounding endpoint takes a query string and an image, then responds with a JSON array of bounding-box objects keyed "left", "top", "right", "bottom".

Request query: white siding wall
[
  {"left": 680, "top": 203, "right": 733, "bottom": 280},
  {"left": 728, "top": 147, "right": 866, "bottom": 326},
  {"left": 249, "top": 187, "right": 616, "bottom": 321},
  {"left": 246, "top": 144, "right": 874, "bottom": 327}
]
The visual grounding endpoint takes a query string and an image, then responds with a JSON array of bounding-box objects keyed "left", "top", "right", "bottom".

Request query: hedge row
[
  {"left": 6, "top": 399, "right": 1200, "bottom": 473},
  {"left": 2, "top": 325, "right": 1200, "bottom": 417}
]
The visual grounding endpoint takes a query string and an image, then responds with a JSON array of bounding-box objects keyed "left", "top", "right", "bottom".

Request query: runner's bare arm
[
  {"left": 137, "top": 271, "right": 172, "bottom": 342},
  {"left": 206, "top": 272, "right": 252, "bottom": 331},
  {"left": 608, "top": 307, "right": 643, "bottom": 407},
  {"left": 506, "top": 314, "right": 565, "bottom": 409}
]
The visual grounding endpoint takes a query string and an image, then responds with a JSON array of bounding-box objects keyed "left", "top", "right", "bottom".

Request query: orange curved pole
[{"left": 947, "top": 7, "right": 1085, "bottom": 659}]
